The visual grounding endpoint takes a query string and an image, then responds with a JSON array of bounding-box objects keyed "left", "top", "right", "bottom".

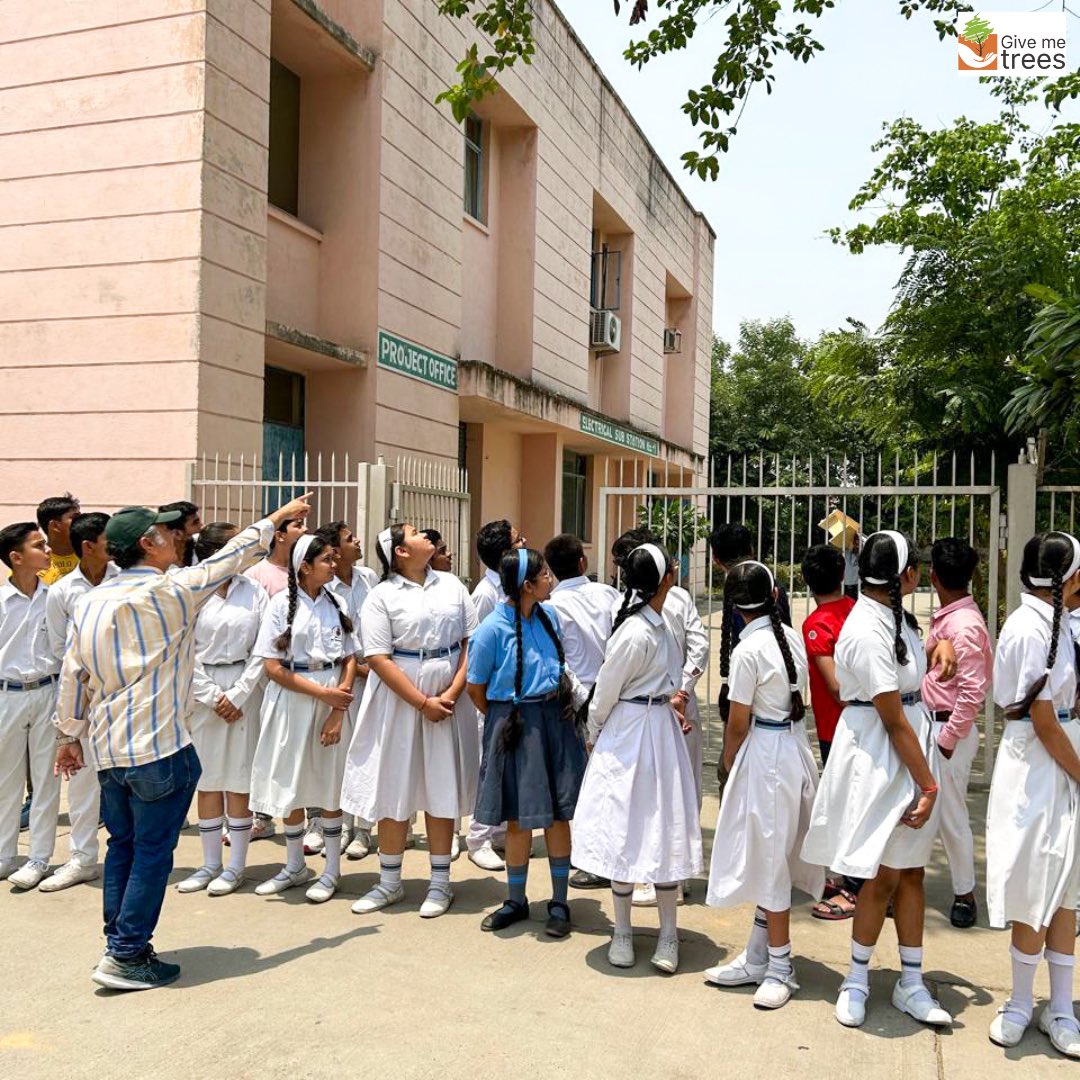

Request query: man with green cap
[{"left": 53, "top": 493, "right": 313, "bottom": 992}]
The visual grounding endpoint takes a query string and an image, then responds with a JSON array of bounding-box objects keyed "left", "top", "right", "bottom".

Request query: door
[{"left": 262, "top": 366, "right": 305, "bottom": 512}]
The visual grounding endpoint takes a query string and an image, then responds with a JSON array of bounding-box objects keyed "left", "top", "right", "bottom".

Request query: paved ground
[{"left": 1, "top": 788, "right": 1075, "bottom": 1080}]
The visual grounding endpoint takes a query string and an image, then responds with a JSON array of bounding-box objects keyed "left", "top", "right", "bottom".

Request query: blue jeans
[{"left": 98, "top": 745, "right": 200, "bottom": 961}]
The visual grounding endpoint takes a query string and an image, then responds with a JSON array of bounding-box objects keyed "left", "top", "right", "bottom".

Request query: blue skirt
[{"left": 474, "top": 698, "right": 587, "bottom": 830}]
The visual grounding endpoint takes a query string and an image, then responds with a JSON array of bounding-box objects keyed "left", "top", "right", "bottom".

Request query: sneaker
[
  {"left": 891, "top": 980, "right": 952, "bottom": 1027},
  {"left": 38, "top": 859, "right": 99, "bottom": 893},
  {"left": 1039, "top": 1009, "right": 1080, "bottom": 1058},
  {"left": 0, "top": 857, "right": 18, "bottom": 881},
  {"left": 704, "top": 950, "right": 768, "bottom": 987},
  {"left": 989, "top": 1004, "right": 1030, "bottom": 1048},
  {"left": 468, "top": 840, "right": 505, "bottom": 873},
  {"left": 754, "top": 972, "right": 799, "bottom": 1009},
  {"left": 632, "top": 883, "right": 657, "bottom": 907},
  {"left": 352, "top": 882, "right": 405, "bottom": 914},
  {"left": 346, "top": 828, "right": 372, "bottom": 860},
  {"left": 306, "top": 873, "right": 339, "bottom": 904},
  {"left": 303, "top": 820, "right": 325, "bottom": 855},
  {"left": 608, "top": 931, "right": 635, "bottom": 968},
  {"left": 651, "top": 936, "right": 679, "bottom": 974},
  {"left": 207, "top": 868, "right": 245, "bottom": 897},
  {"left": 419, "top": 882, "right": 454, "bottom": 918},
  {"left": 92, "top": 950, "right": 181, "bottom": 992},
  {"left": 19, "top": 794, "right": 31, "bottom": 832},
  {"left": 450, "top": 832, "right": 461, "bottom": 862},
  {"left": 176, "top": 865, "right": 220, "bottom": 894},
  {"left": 9, "top": 859, "right": 49, "bottom": 891},
  {"left": 251, "top": 816, "right": 276, "bottom": 842},
  {"left": 254, "top": 866, "right": 314, "bottom": 896}
]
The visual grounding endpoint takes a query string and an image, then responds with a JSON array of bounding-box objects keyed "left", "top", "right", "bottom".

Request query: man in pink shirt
[
  {"left": 245, "top": 516, "right": 306, "bottom": 598},
  {"left": 923, "top": 538, "right": 992, "bottom": 930}
]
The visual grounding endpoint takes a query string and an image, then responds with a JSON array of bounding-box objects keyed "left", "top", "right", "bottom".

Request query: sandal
[
  {"left": 544, "top": 900, "right": 572, "bottom": 938},
  {"left": 812, "top": 888, "right": 857, "bottom": 921},
  {"left": 481, "top": 898, "right": 530, "bottom": 932}
]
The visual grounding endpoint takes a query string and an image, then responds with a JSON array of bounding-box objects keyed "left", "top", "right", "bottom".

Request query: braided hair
[
  {"left": 273, "top": 535, "right": 354, "bottom": 651},
  {"left": 719, "top": 560, "right": 806, "bottom": 723},
  {"left": 1010, "top": 532, "right": 1079, "bottom": 716},
  {"left": 611, "top": 541, "right": 670, "bottom": 632},
  {"left": 859, "top": 532, "right": 919, "bottom": 665},
  {"left": 375, "top": 523, "right": 406, "bottom": 581},
  {"left": 495, "top": 548, "right": 574, "bottom": 752},
  {"left": 610, "top": 526, "right": 659, "bottom": 590}
]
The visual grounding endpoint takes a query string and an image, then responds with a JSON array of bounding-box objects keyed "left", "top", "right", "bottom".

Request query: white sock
[
  {"left": 322, "top": 819, "right": 343, "bottom": 880},
  {"left": 655, "top": 882, "right": 679, "bottom": 940},
  {"left": 379, "top": 852, "right": 403, "bottom": 891},
  {"left": 198, "top": 816, "right": 224, "bottom": 870},
  {"left": 748, "top": 907, "right": 769, "bottom": 965},
  {"left": 612, "top": 882, "right": 634, "bottom": 934},
  {"left": 429, "top": 852, "right": 452, "bottom": 892},
  {"left": 284, "top": 823, "right": 306, "bottom": 873},
  {"left": 225, "top": 815, "right": 252, "bottom": 875},
  {"left": 766, "top": 942, "right": 793, "bottom": 983},
  {"left": 847, "top": 940, "right": 874, "bottom": 995},
  {"left": 1045, "top": 948, "right": 1076, "bottom": 1017},
  {"left": 1006, "top": 945, "right": 1041, "bottom": 1023},
  {"left": 898, "top": 944, "right": 924, "bottom": 988}
]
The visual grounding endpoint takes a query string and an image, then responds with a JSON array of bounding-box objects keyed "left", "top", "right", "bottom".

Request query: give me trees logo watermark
[{"left": 957, "top": 12, "right": 1067, "bottom": 74}]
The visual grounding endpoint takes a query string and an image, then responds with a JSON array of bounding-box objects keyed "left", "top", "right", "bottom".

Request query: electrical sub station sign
[
  {"left": 580, "top": 413, "right": 660, "bottom": 456},
  {"left": 378, "top": 331, "right": 458, "bottom": 391}
]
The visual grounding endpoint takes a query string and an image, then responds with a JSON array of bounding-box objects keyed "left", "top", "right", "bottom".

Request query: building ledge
[
  {"left": 272, "top": 0, "right": 377, "bottom": 77},
  {"left": 266, "top": 322, "right": 367, "bottom": 370}
]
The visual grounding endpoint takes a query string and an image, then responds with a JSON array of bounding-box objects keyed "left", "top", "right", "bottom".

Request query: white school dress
[
  {"left": 189, "top": 575, "right": 268, "bottom": 793},
  {"left": 340, "top": 569, "right": 479, "bottom": 822},
  {"left": 987, "top": 593, "right": 1080, "bottom": 930},
  {"left": 248, "top": 587, "right": 358, "bottom": 817},
  {"left": 662, "top": 585, "right": 709, "bottom": 805},
  {"left": 801, "top": 596, "right": 940, "bottom": 879},
  {"left": 571, "top": 605, "right": 703, "bottom": 884},
  {"left": 707, "top": 617, "right": 824, "bottom": 910}
]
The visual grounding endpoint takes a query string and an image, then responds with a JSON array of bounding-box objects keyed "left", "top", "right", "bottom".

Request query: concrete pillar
[
  {"left": 520, "top": 433, "right": 560, "bottom": 550},
  {"left": 1006, "top": 463, "right": 1037, "bottom": 616}
]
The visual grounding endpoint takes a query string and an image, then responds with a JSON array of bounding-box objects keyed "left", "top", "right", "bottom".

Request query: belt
[
  {"left": 283, "top": 660, "right": 341, "bottom": 673},
  {"left": 0, "top": 674, "right": 58, "bottom": 692},
  {"left": 931, "top": 710, "right": 952, "bottom": 725},
  {"left": 392, "top": 643, "right": 461, "bottom": 660},
  {"left": 751, "top": 715, "right": 793, "bottom": 730},
  {"left": 850, "top": 691, "right": 923, "bottom": 708},
  {"left": 204, "top": 659, "right": 246, "bottom": 668},
  {"left": 1015, "top": 708, "right": 1072, "bottom": 724},
  {"left": 490, "top": 691, "right": 558, "bottom": 704},
  {"left": 620, "top": 694, "right": 671, "bottom": 705}
]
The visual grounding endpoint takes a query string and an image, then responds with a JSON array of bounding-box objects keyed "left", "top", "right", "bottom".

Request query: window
[
  {"left": 263, "top": 365, "right": 305, "bottom": 429},
  {"left": 561, "top": 451, "right": 589, "bottom": 538},
  {"left": 589, "top": 245, "right": 622, "bottom": 311},
  {"left": 269, "top": 59, "right": 301, "bottom": 216},
  {"left": 464, "top": 115, "right": 485, "bottom": 221}
]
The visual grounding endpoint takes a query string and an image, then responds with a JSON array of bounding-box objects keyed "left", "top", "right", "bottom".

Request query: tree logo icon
[{"left": 958, "top": 13, "right": 998, "bottom": 70}]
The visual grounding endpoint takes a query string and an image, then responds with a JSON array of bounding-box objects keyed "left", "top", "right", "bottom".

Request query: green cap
[{"left": 104, "top": 506, "right": 183, "bottom": 551}]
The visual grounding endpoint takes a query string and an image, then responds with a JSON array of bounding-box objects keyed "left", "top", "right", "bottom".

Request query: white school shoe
[
  {"left": 346, "top": 828, "right": 372, "bottom": 860},
  {"left": 207, "top": 868, "right": 245, "bottom": 897},
  {"left": 754, "top": 972, "right": 799, "bottom": 1010},
  {"left": 306, "top": 873, "right": 339, "bottom": 904},
  {"left": 468, "top": 840, "right": 505, "bottom": 872},
  {"left": 450, "top": 832, "right": 461, "bottom": 862},
  {"left": 352, "top": 882, "right": 405, "bottom": 914},
  {"left": 38, "top": 859, "right": 99, "bottom": 893},
  {"left": 303, "top": 821, "right": 325, "bottom": 855},
  {"left": 704, "top": 950, "right": 767, "bottom": 987},
  {"left": 835, "top": 980, "right": 869, "bottom": 1028},
  {"left": 9, "top": 860, "right": 50, "bottom": 891},
  {"left": 1039, "top": 1009, "right": 1080, "bottom": 1058},
  {"left": 176, "top": 865, "right": 220, "bottom": 894},
  {"left": 608, "top": 931, "right": 635, "bottom": 968},
  {"left": 989, "top": 1005, "right": 1030, "bottom": 1048},
  {"left": 651, "top": 936, "right": 679, "bottom": 974},
  {"left": 632, "top": 883, "right": 657, "bottom": 907},
  {"left": 891, "top": 981, "right": 953, "bottom": 1027},
  {"left": 419, "top": 882, "right": 454, "bottom": 918},
  {"left": 254, "top": 866, "right": 314, "bottom": 896}
]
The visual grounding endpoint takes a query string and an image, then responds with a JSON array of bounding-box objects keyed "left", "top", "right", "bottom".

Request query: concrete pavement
[{"left": 1, "top": 788, "right": 1076, "bottom": 1080}]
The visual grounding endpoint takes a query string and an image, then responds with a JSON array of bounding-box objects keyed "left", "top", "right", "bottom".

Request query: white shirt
[
  {"left": 662, "top": 585, "right": 709, "bottom": 694},
  {"left": 835, "top": 595, "right": 925, "bottom": 702},
  {"left": 843, "top": 550, "right": 860, "bottom": 589},
  {"left": 0, "top": 579, "right": 58, "bottom": 681},
  {"left": 357, "top": 565, "right": 379, "bottom": 591},
  {"left": 587, "top": 604, "right": 682, "bottom": 744},
  {"left": 728, "top": 615, "right": 808, "bottom": 721},
  {"left": 254, "top": 586, "right": 359, "bottom": 665},
  {"left": 192, "top": 575, "right": 268, "bottom": 709},
  {"left": 995, "top": 593, "right": 1077, "bottom": 712},
  {"left": 470, "top": 568, "right": 505, "bottom": 624},
  {"left": 329, "top": 571, "right": 373, "bottom": 629},
  {"left": 361, "top": 569, "right": 478, "bottom": 657},
  {"left": 44, "top": 563, "right": 120, "bottom": 660},
  {"left": 547, "top": 576, "right": 620, "bottom": 688}
]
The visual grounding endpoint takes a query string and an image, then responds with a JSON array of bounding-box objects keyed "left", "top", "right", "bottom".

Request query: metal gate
[
  {"left": 390, "top": 456, "right": 472, "bottom": 582},
  {"left": 597, "top": 452, "right": 1003, "bottom": 782}
]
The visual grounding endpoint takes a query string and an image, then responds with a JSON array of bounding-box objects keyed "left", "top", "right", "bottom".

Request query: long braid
[
  {"left": 718, "top": 594, "right": 735, "bottom": 722},
  {"left": 498, "top": 604, "right": 526, "bottom": 753},
  {"left": 534, "top": 605, "right": 576, "bottom": 728},
  {"left": 887, "top": 575, "right": 909, "bottom": 666},
  {"left": 1049, "top": 569, "right": 1064, "bottom": 672},
  {"left": 273, "top": 562, "right": 299, "bottom": 651},
  {"left": 612, "top": 588, "right": 651, "bottom": 635},
  {"left": 320, "top": 584, "right": 354, "bottom": 636},
  {"left": 768, "top": 600, "right": 805, "bottom": 723}
]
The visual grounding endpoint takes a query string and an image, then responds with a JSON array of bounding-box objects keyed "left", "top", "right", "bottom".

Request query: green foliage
[{"left": 635, "top": 498, "right": 711, "bottom": 554}]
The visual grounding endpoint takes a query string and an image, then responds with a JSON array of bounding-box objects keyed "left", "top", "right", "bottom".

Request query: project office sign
[
  {"left": 956, "top": 12, "right": 1067, "bottom": 74},
  {"left": 377, "top": 330, "right": 459, "bottom": 392}
]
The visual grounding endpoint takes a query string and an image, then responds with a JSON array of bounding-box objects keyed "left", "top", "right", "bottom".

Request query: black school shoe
[
  {"left": 950, "top": 895, "right": 977, "bottom": 929},
  {"left": 545, "top": 900, "right": 571, "bottom": 938},
  {"left": 569, "top": 870, "right": 609, "bottom": 890},
  {"left": 481, "top": 898, "right": 530, "bottom": 932}
]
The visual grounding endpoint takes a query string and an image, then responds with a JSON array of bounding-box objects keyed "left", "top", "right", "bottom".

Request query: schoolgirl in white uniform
[
  {"left": 341, "top": 523, "right": 478, "bottom": 919},
  {"left": 705, "top": 560, "right": 824, "bottom": 1009},
  {"left": 802, "top": 531, "right": 950, "bottom": 1030},
  {"left": 176, "top": 523, "right": 268, "bottom": 897},
  {"left": 572, "top": 543, "right": 703, "bottom": 975},
  {"left": 249, "top": 533, "right": 358, "bottom": 904},
  {"left": 986, "top": 532, "right": 1080, "bottom": 1058}
]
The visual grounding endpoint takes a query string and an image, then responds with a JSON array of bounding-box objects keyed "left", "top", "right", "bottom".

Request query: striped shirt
[{"left": 55, "top": 520, "right": 275, "bottom": 770}]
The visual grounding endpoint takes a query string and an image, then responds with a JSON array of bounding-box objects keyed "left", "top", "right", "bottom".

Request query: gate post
[
  {"left": 1005, "top": 463, "right": 1038, "bottom": 616},
  {"left": 364, "top": 458, "right": 390, "bottom": 572}
]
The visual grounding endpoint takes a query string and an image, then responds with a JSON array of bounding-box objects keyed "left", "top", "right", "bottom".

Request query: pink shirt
[
  {"left": 922, "top": 595, "right": 992, "bottom": 751},
  {"left": 245, "top": 558, "right": 290, "bottom": 598}
]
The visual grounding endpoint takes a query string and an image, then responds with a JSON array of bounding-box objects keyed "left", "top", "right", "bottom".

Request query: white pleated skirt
[
  {"left": 987, "top": 717, "right": 1080, "bottom": 929},
  {"left": 188, "top": 661, "right": 263, "bottom": 793},
  {"left": 707, "top": 721, "right": 825, "bottom": 910},
  {"left": 801, "top": 702, "right": 940, "bottom": 879},
  {"left": 249, "top": 667, "right": 352, "bottom": 818},
  {"left": 340, "top": 653, "right": 479, "bottom": 822},
  {"left": 571, "top": 700, "right": 703, "bottom": 884}
]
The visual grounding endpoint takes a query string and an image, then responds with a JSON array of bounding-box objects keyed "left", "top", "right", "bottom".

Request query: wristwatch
[{"left": 55, "top": 734, "right": 79, "bottom": 746}]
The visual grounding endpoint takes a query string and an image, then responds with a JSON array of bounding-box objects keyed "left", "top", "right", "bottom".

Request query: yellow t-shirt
[{"left": 39, "top": 552, "right": 79, "bottom": 585}]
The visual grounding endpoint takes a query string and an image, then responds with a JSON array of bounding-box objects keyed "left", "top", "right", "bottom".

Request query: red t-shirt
[{"left": 802, "top": 596, "right": 857, "bottom": 743}]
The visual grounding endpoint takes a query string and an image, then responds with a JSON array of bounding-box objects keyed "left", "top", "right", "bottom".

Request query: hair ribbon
[
  {"left": 737, "top": 560, "right": 775, "bottom": 609},
  {"left": 516, "top": 547, "right": 529, "bottom": 588},
  {"left": 291, "top": 533, "right": 315, "bottom": 574},
  {"left": 863, "top": 530, "right": 909, "bottom": 585},
  {"left": 1028, "top": 533, "right": 1080, "bottom": 587},
  {"left": 377, "top": 528, "right": 393, "bottom": 567}
]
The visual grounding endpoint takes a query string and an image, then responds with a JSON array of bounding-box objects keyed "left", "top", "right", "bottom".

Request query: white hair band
[
  {"left": 1028, "top": 533, "right": 1080, "bottom": 587},
  {"left": 631, "top": 543, "right": 668, "bottom": 583},
  {"left": 291, "top": 533, "right": 316, "bottom": 575},
  {"left": 863, "top": 530, "right": 910, "bottom": 585},
  {"left": 738, "top": 560, "right": 775, "bottom": 609},
  {"left": 377, "top": 528, "right": 394, "bottom": 568}
]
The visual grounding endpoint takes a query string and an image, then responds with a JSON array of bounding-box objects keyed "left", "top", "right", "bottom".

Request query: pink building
[{"left": 1, "top": 0, "right": 714, "bottom": 565}]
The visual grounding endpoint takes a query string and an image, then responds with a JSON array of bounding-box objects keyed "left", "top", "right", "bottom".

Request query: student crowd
[{"left": 2, "top": 490, "right": 1080, "bottom": 1059}]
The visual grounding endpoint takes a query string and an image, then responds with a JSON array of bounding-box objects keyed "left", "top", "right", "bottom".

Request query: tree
[{"left": 435, "top": 1, "right": 1079, "bottom": 178}]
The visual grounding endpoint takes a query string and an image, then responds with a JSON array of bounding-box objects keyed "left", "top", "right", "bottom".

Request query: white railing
[{"left": 391, "top": 456, "right": 471, "bottom": 582}]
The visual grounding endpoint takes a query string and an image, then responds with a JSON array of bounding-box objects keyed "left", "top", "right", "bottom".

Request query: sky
[{"left": 555, "top": 0, "right": 1077, "bottom": 345}]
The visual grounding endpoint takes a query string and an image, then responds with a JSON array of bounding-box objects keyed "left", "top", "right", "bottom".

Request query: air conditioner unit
[
  {"left": 663, "top": 327, "right": 683, "bottom": 354},
  {"left": 590, "top": 309, "right": 621, "bottom": 354}
]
